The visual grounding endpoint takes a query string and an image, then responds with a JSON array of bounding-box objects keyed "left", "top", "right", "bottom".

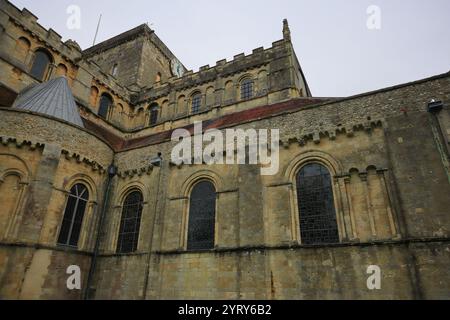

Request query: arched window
[
  {"left": 177, "top": 95, "right": 186, "bottom": 112},
  {"left": 57, "top": 184, "right": 89, "bottom": 247},
  {"left": 155, "top": 72, "right": 162, "bottom": 83},
  {"left": 111, "top": 64, "right": 118, "bottom": 77},
  {"left": 149, "top": 103, "right": 159, "bottom": 126},
  {"left": 187, "top": 181, "right": 216, "bottom": 250},
  {"left": 224, "top": 80, "right": 234, "bottom": 102},
  {"left": 30, "top": 49, "right": 52, "bottom": 81},
  {"left": 56, "top": 63, "right": 68, "bottom": 77},
  {"left": 15, "top": 37, "right": 31, "bottom": 63},
  {"left": 90, "top": 86, "right": 99, "bottom": 107},
  {"left": 296, "top": 163, "right": 339, "bottom": 245},
  {"left": 205, "top": 86, "right": 215, "bottom": 107},
  {"left": 116, "top": 190, "right": 143, "bottom": 253},
  {"left": 240, "top": 78, "right": 254, "bottom": 100},
  {"left": 98, "top": 93, "right": 113, "bottom": 119},
  {"left": 191, "top": 93, "right": 202, "bottom": 114}
]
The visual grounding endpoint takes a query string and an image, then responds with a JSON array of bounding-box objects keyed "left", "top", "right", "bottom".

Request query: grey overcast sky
[{"left": 10, "top": 0, "right": 450, "bottom": 97}]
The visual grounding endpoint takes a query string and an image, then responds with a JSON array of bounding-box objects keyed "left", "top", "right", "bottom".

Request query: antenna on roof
[{"left": 92, "top": 14, "right": 102, "bottom": 46}]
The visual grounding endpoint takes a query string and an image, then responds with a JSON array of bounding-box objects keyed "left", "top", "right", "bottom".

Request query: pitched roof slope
[{"left": 13, "top": 77, "right": 84, "bottom": 128}]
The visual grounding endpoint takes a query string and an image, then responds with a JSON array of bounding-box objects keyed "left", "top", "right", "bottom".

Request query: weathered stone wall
[
  {"left": 88, "top": 74, "right": 450, "bottom": 300},
  {"left": 0, "top": 108, "right": 114, "bottom": 299},
  {"left": 0, "top": 0, "right": 449, "bottom": 300},
  {"left": 0, "top": 246, "right": 91, "bottom": 299}
]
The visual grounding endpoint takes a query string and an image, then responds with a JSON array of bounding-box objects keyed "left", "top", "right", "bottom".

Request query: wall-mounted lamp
[
  {"left": 107, "top": 164, "right": 118, "bottom": 177},
  {"left": 149, "top": 153, "right": 163, "bottom": 167},
  {"left": 427, "top": 99, "right": 443, "bottom": 113}
]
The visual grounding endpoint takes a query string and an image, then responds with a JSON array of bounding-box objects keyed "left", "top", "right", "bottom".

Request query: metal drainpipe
[
  {"left": 83, "top": 163, "right": 117, "bottom": 300},
  {"left": 142, "top": 156, "right": 163, "bottom": 300}
]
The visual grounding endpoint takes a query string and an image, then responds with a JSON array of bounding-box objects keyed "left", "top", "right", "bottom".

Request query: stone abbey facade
[{"left": 1, "top": 0, "right": 450, "bottom": 299}]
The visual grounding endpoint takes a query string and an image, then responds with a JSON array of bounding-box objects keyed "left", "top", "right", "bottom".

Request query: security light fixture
[
  {"left": 149, "top": 153, "right": 163, "bottom": 167},
  {"left": 427, "top": 99, "right": 443, "bottom": 113},
  {"left": 107, "top": 164, "right": 118, "bottom": 177}
]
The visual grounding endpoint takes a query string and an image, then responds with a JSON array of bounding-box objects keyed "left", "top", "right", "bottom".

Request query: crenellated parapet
[{"left": 137, "top": 38, "right": 303, "bottom": 104}]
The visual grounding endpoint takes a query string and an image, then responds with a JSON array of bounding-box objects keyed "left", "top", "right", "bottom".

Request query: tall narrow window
[
  {"left": 15, "top": 37, "right": 31, "bottom": 63},
  {"left": 98, "top": 93, "right": 113, "bottom": 119},
  {"left": 111, "top": 64, "right": 118, "bottom": 77},
  {"left": 30, "top": 49, "right": 52, "bottom": 81},
  {"left": 296, "top": 163, "right": 339, "bottom": 245},
  {"left": 149, "top": 103, "right": 159, "bottom": 126},
  {"left": 116, "top": 190, "right": 143, "bottom": 253},
  {"left": 57, "top": 184, "right": 89, "bottom": 247},
  {"left": 187, "top": 181, "right": 216, "bottom": 250},
  {"left": 240, "top": 78, "right": 254, "bottom": 100},
  {"left": 155, "top": 72, "right": 162, "bottom": 83},
  {"left": 191, "top": 93, "right": 201, "bottom": 114}
]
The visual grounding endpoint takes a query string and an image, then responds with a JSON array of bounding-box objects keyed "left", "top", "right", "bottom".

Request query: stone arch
[
  {"left": 177, "top": 94, "right": 186, "bottom": 115},
  {"left": 224, "top": 80, "right": 234, "bottom": 103},
  {"left": 90, "top": 86, "right": 99, "bottom": 107},
  {"left": 237, "top": 73, "right": 254, "bottom": 84},
  {"left": 111, "top": 63, "right": 118, "bottom": 77},
  {"left": 155, "top": 72, "right": 162, "bottom": 83},
  {"left": 257, "top": 69, "right": 268, "bottom": 94},
  {"left": 205, "top": 86, "right": 215, "bottom": 107},
  {"left": 15, "top": 37, "right": 31, "bottom": 63},
  {"left": 181, "top": 169, "right": 224, "bottom": 198},
  {"left": 160, "top": 99, "right": 170, "bottom": 120},
  {"left": 284, "top": 150, "right": 343, "bottom": 182},
  {"left": 116, "top": 181, "right": 150, "bottom": 206},
  {"left": 56, "top": 63, "right": 68, "bottom": 77},
  {"left": 62, "top": 173, "right": 99, "bottom": 202},
  {"left": 0, "top": 154, "right": 30, "bottom": 240}
]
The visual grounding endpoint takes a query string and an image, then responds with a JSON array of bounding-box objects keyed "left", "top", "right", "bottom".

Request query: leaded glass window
[
  {"left": 187, "top": 181, "right": 216, "bottom": 250},
  {"left": 98, "top": 94, "right": 112, "bottom": 119},
  {"left": 116, "top": 191, "right": 143, "bottom": 253},
  {"left": 296, "top": 163, "right": 339, "bottom": 245},
  {"left": 149, "top": 104, "right": 159, "bottom": 126},
  {"left": 240, "top": 78, "right": 254, "bottom": 100},
  {"left": 57, "top": 184, "right": 89, "bottom": 247},
  {"left": 30, "top": 50, "right": 52, "bottom": 81},
  {"left": 191, "top": 93, "right": 201, "bottom": 114}
]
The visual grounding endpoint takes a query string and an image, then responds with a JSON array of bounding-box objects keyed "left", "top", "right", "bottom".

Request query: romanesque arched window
[
  {"left": 111, "top": 64, "right": 118, "bottom": 77},
  {"left": 191, "top": 93, "right": 202, "bottom": 114},
  {"left": 57, "top": 63, "right": 68, "bottom": 77},
  {"left": 98, "top": 93, "right": 113, "bottom": 119},
  {"left": 116, "top": 190, "right": 143, "bottom": 253},
  {"left": 149, "top": 103, "right": 159, "bottom": 126},
  {"left": 296, "top": 163, "right": 339, "bottom": 245},
  {"left": 155, "top": 72, "right": 162, "bottom": 83},
  {"left": 57, "top": 184, "right": 89, "bottom": 247},
  {"left": 30, "top": 49, "right": 52, "bottom": 81},
  {"left": 187, "top": 181, "right": 216, "bottom": 250},
  {"left": 240, "top": 78, "right": 254, "bottom": 100},
  {"left": 15, "top": 37, "right": 31, "bottom": 63}
]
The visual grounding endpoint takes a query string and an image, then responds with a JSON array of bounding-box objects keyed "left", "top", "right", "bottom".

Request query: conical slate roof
[{"left": 13, "top": 77, "right": 84, "bottom": 128}]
